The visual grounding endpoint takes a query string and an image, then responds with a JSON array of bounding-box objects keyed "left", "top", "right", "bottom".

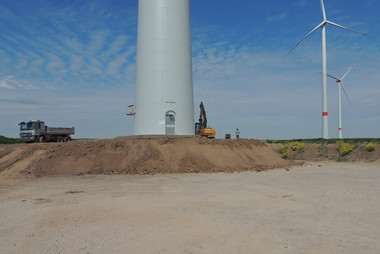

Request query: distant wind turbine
[
  {"left": 290, "top": 0, "right": 371, "bottom": 139},
  {"left": 326, "top": 63, "right": 355, "bottom": 139}
]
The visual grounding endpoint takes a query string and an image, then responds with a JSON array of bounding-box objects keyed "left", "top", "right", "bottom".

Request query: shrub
[
  {"left": 336, "top": 141, "right": 355, "bottom": 156},
  {"left": 366, "top": 142, "right": 376, "bottom": 152},
  {"left": 279, "top": 145, "right": 289, "bottom": 159},
  {"left": 0, "top": 135, "right": 22, "bottom": 144},
  {"left": 291, "top": 141, "right": 305, "bottom": 152}
]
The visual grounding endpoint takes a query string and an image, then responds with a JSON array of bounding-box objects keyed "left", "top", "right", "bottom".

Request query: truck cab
[{"left": 19, "top": 120, "right": 46, "bottom": 142}]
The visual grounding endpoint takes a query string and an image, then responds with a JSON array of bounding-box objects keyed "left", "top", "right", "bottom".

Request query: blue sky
[{"left": 1, "top": 0, "right": 379, "bottom": 139}]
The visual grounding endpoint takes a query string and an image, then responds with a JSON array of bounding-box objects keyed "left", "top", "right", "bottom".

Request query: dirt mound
[{"left": 0, "top": 136, "right": 300, "bottom": 178}]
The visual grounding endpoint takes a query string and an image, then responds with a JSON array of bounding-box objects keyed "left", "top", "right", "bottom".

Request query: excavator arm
[
  {"left": 195, "top": 102, "right": 215, "bottom": 138},
  {"left": 199, "top": 102, "right": 207, "bottom": 129}
]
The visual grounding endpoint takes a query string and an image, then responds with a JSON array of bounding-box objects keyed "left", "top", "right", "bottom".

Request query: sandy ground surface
[{"left": 1, "top": 162, "right": 379, "bottom": 254}]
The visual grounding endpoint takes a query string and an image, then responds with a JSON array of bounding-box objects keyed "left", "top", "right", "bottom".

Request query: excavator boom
[{"left": 199, "top": 102, "right": 207, "bottom": 128}]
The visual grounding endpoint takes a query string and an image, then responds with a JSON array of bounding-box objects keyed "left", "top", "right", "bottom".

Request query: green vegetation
[
  {"left": 267, "top": 138, "right": 380, "bottom": 145},
  {"left": 336, "top": 141, "right": 355, "bottom": 156},
  {"left": 291, "top": 141, "right": 305, "bottom": 152},
  {"left": 279, "top": 145, "right": 289, "bottom": 159},
  {"left": 366, "top": 142, "right": 376, "bottom": 152},
  {"left": 268, "top": 138, "right": 379, "bottom": 161},
  {"left": 0, "top": 135, "right": 22, "bottom": 144}
]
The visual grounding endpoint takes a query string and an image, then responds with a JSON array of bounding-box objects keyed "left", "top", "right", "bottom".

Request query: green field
[{"left": 0, "top": 136, "right": 22, "bottom": 144}]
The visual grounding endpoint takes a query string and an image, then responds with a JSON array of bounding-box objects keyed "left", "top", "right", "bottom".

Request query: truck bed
[{"left": 46, "top": 127, "right": 75, "bottom": 135}]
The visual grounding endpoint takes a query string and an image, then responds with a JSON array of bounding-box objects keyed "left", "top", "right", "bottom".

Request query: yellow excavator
[{"left": 195, "top": 102, "right": 216, "bottom": 138}]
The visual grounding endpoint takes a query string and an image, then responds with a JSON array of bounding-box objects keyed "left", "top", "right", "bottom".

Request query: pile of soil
[{"left": 0, "top": 136, "right": 300, "bottom": 178}]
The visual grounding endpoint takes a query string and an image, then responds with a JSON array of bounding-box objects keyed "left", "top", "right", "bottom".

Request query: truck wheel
[
  {"left": 63, "top": 137, "right": 70, "bottom": 142},
  {"left": 57, "top": 136, "right": 63, "bottom": 142},
  {"left": 39, "top": 136, "right": 45, "bottom": 143}
]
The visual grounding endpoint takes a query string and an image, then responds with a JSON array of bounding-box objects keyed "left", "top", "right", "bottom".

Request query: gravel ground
[{"left": 1, "top": 162, "right": 379, "bottom": 254}]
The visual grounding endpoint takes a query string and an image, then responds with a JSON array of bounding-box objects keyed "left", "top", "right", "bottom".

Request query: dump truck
[
  {"left": 19, "top": 120, "right": 75, "bottom": 142},
  {"left": 195, "top": 102, "right": 216, "bottom": 138}
]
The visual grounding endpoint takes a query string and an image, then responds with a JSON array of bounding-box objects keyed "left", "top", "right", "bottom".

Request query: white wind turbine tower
[
  {"left": 290, "top": 0, "right": 370, "bottom": 139},
  {"left": 326, "top": 63, "right": 355, "bottom": 139}
]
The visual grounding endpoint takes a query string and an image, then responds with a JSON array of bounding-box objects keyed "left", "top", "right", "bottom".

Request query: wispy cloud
[
  {"left": 0, "top": 76, "right": 37, "bottom": 90},
  {"left": 295, "top": 0, "right": 307, "bottom": 7},
  {"left": 105, "top": 48, "right": 135, "bottom": 77},
  {"left": 87, "top": 30, "right": 110, "bottom": 55},
  {"left": 0, "top": 0, "right": 137, "bottom": 86},
  {"left": 266, "top": 12, "right": 288, "bottom": 22},
  {"left": 101, "top": 34, "right": 130, "bottom": 58},
  {"left": 0, "top": 79, "right": 15, "bottom": 89}
]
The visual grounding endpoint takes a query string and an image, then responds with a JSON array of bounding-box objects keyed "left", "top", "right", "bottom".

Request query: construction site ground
[{"left": 0, "top": 137, "right": 380, "bottom": 253}]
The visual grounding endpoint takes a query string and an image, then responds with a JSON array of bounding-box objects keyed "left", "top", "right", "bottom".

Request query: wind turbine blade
[
  {"left": 326, "top": 73, "right": 340, "bottom": 81},
  {"left": 289, "top": 21, "right": 325, "bottom": 53},
  {"left": 340, "top": 81, "right": 351, "bottom": 105},
  {"left": 326, "top": 20, "right": 374, "bottom": 38},
  {"left": 320, "top": 71, "right": 340, "bottom": 80},
  {"left": 341, "top": 62, "right": 356, "bottom": 80},
  {"left": 320, "top": 0, "right": 327, "bottom": 20}
]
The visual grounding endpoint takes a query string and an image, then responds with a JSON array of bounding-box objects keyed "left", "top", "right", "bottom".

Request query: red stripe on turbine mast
[
  {"left": 322, "top": 112, "right": 328, "bottom": 116},
  {"left": 339, "top": 128, "right": 342, "bottom": 130}
]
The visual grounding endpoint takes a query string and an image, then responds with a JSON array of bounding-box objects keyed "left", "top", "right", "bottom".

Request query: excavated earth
[{"left": 0, "top": 136, "right": 300, "bottom": 178}]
